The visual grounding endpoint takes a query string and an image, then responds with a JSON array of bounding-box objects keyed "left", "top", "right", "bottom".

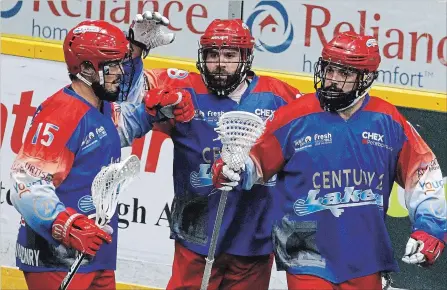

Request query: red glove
[
  {"left": 211, "top": 158, "right": 241, "bottom": 191},
  {"left": 144, "top": 88, "right": 194, "bottom": 122},
  {"left": 51, "top": 208, "right": 112, "bottom": 256},
  {"left": 402, "top": 230, "right": 445, "bottom": 266}
]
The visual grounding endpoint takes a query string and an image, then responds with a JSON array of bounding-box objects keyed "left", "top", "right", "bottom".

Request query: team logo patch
[{"left": 78, "top": 195, "right": 95, "bottom": 213}]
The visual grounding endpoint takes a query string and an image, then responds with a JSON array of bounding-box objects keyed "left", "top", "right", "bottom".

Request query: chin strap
[
  {"left": 76, "top": 73, "right": 93, "bottom": 86},
  {"left": 337, "top": 71, "right": 376, "bottom": 112},
  {"left": 76, "top": 68, "right": 105, "bottom": 87},
  {"left": 336, "top": 87, "right": 371, "bottom": 112},
  {"left": 98, "top": 69, "right": 105, "bottom": 85}
]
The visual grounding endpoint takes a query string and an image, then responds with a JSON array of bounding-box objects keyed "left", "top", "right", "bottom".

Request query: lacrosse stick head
[
  {"left": 91, "top": 155, "right": 140, "bottom": 227},
  {"left": 214, "top": 111, "right": 265, "bottom": 171}
]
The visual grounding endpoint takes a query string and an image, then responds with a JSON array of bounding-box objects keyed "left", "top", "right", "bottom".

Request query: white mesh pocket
[
  {"left": 215, "top": 111, "right": 265, "bottom": 171},
  {"left": 91, "top": 155, "right": 140, "bottom": 227}
]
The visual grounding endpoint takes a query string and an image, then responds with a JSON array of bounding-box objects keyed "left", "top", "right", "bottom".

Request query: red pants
[
  {"left": 24, "top": 270, "right": 115, "bottom": 290},
  {"left": 167, "top": 242, "right": 274, "bottom": 290},
  {"left": 286, "top": 273, "right": 382, "bottom": 290}
]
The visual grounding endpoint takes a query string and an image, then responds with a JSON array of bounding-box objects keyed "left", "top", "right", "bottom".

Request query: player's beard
[
  {"left": 91, "top": 81, "right": 121, "bottom": 102},
  {"left": 207, "top": 68, "right": 238, "bottom": 97},
  {"left": 209, "top": 69, "right": 230, "bottom": 86},
  {"left": 323, "top": 83, "right": 345, "bottom": 94}
]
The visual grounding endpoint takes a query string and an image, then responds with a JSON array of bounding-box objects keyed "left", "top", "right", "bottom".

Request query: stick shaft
[
  {"left": 58, "top": 253, "right": 85, "bottom": 290},
  {"left": 200, "top": 190, "right": 229, "bottom": 290}
]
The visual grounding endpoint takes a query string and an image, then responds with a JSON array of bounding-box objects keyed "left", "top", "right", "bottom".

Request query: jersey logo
[
  {"left": 294, "top": 135, "right": 313, "bottom": 151},
  {"left": 194, "top": 109, "right": 205, "bottom": 121},
  {"left": 293, "top": 187, "right": 384, "bottom": 217},
  {"left": 80, "top": 127, "right": 107, "bottom": 152},
  {"left": 33, "top": 196, "right": 59, "bottom": 221},
  {"left": 78, "top": 195, "right": 95, "bottom": 213},
  {"left": 294, "top": 132, "right": 333, "bottom": 152},
  {"left": 361, "top": 131, "right": 393, "bottom": 151},
  {"left": 263, "top": 174, "right": 277, "bottom": 186},
  {"left": 190, "top": 164, "right": 213, "bottom": 188},
  {"left": 254, "top": 108, "right": 275, "bottom": 120},
  {"left": 96, "top": 126, "right": 108, "bottom": 139}
]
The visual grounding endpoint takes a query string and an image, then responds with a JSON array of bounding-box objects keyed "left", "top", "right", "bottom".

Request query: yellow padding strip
[
  {"left": 0, "top": 266, "right": 161, "bottom": 290},
  {"left": 1, "top": 35, "right": 446, "bottom": 112}
]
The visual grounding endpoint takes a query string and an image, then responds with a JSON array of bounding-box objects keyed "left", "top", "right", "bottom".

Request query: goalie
[
  {"left": 9, "top": 20, "right": 194, "bottom": 290},
  {"left": 212, "top": 31, "right": 446, "bottom": 289}
]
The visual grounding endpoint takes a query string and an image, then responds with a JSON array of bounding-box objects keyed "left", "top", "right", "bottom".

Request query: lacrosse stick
[
  {"left": 200, "top": 111, "right": 265, "bottom": 290},
  {"left": 59, "top": 155, "right": 141, "bottom": 290}
]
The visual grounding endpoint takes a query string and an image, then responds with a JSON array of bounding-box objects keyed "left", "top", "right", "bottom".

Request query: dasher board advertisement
[{"left": 1, "top": 0, "right": 446, "bottom": 92}]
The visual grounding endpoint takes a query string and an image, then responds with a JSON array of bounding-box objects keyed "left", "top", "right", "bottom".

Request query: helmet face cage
[
  {"left": 197, "top": 45, "right": 253, "bottom": 96},
  {"left": 314, "top": 58, "right": 377, "bottom": 112},
  {"left": 116, "top": 52, "right": 135, "bottom": 102},
  {"left": 75, "top": 52, "right": 134, "bottom": 103},
  {"left": 101, "top": 60, "right": 126, "bottom": 102},
  {"left": 81, "top": 52, "right": 134, "bottom": 103},
  {"left": 64, "top": 20, "right": 134, "bottom": 102}
]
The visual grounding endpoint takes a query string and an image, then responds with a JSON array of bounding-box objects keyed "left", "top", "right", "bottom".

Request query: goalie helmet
[
  {"left": 314, "top": 31, "right": 381, "bottom": 112},
  {"left": 196, "top": 19, "right": 255, "bottom": 96},
  {"left": 63, "top": 20, "right": 134, "bottom": 102}
]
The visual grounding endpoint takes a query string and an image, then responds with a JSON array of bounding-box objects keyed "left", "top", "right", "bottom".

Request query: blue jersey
[
  {"left": 246, "top": 93, "right": 447, "bottom": 282},
  {"left": 10, "top": 86, "right": 154, "bottom": 272},
  {"left": 144, "top": 66, "right": 301, "bottom": 256}
]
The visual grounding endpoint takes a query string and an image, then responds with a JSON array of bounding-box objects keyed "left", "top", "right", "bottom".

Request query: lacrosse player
[
  {"left": 10, "top": 20, "right": 194, "bottom": 289},
  {"left": 212, "top": 31, "right": 446, "bottom": 289},
  {"left": 124, "top": 12, "right": 301, "bottom": 289}
]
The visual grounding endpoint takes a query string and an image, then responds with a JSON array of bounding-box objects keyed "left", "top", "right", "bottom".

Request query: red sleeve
[
  {"left": 250, "top": 125, "right": 286, "bottom": 182},
  {"left": 15, "top": 91, "right": 88, "bottom": 187},
  {"left": 364, "top": 97, "right": 437, "bottom": 190},
  {"left": 396, "top": 114, "right": 446, "bottom": 240},
  {"left": 250, "top": 94, "right": 321, "bottom": 181},
  {"left": 395, "top": 118, "right": 435, "bottom": 190},
  {"left": 252, "top": 76, "right": 302, "bottom": 103},
  {"left": 364, "top": 97, "right": 446, "bottom": 240}
]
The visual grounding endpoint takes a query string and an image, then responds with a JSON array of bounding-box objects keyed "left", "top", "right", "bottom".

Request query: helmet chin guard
[
  {"left": 196, "top": 19, "right": 255, "bottom": 96},
  {"left": 314, "top": 31, "right": 381, "bottom": 112},
  {"left": 64, "top": 20, "right": 134, "bottom": 102},
  {"left": 314, "top": 58, "right": 377, "bottom": 112}
]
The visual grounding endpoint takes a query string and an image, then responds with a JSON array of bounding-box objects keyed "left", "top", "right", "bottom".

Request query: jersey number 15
[{"left": 31, "top": 122, "right": 60, "bottom": 147}]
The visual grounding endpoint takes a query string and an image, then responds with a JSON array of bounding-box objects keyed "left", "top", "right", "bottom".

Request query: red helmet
[
  {"left": 200, "top": 19, "right": 255, "bottom": 49},
  {"left": 322, "top": 31, "right": 381, "bottom": 72},
  {"left": 314, "top": 31, "right": 381, "bottom": 112},
  {"left": 197, "top": 19, "right": 255, "bottom": 96},
  {"left": 63, "top": 20, "right": 129, "bottom": 74}
]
